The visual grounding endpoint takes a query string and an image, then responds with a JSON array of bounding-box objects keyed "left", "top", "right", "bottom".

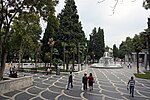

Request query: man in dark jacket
[
  {"left": 82, "top": 73, "right": 88, "bottom": 90},
  {"left": 67, "top": 72, "right": 73, "bottom": 90}
]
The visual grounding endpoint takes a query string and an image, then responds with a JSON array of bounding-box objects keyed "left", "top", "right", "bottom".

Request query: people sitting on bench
[{"left": 9, "top": 66, "right": 17, "bottom": 78}]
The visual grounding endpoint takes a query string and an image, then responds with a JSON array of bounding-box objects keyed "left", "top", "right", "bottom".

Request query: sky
[{"left": 41, "top": 0, "right": 150, "bottom": 48}]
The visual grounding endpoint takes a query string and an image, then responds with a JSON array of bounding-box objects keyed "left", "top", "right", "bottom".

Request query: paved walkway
[{"left": 0, "top": 65, "right": 150, "bottom": 100}]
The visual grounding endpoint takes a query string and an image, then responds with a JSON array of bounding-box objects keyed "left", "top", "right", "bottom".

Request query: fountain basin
[
  {"left": 91, "top": 63, "right": 122, "bottom": 69},
  {"left": 90, "top": 52, "right": 123, "bottom": 69}
]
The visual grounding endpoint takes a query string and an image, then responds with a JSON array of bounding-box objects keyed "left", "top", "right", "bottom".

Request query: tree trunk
[
  {"left": 0, "top": 45, "right": 7, "bottom": 80},
  {"left": 63, "top": 45, "right": 65, "bottom": 70},
  {"left": 136, "top": 51, "right": 139, "bottom": 73},
  {"left": 72, "top": 50, "right": 75, "bottom": 71},
  {"left": 45, "top": 63, "right": 46, "bottom": 67},
  {"left": 78, "top": 43, "right": 80, "bottom": 71},
  {"left": 50, "top": 46, "right": 53, "bottom": 68},
  {"left": 148, "top": 35, "right": 150, "bottom": 71},
  {"left": 34, "top": 51, "right": 37, "bottom": 68},
  {"left": 66, "top": 53, "right": 69, "bottom": 71},
  {"left": 0, "top": 44, "right": 1, "bottom": 66},
  {"left": 124, "top": 58, "right": 125, "bottom": 64},
  {"left": 92, "top": 55, "right": 94, "bottom": 63},
  {"left": 18, "top": 52, "right": 22, "bottom": 68}
]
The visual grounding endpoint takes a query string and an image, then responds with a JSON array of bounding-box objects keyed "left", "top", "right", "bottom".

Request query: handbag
[{"left": 93, "top": 80, "right": 95, "bottom": 83}]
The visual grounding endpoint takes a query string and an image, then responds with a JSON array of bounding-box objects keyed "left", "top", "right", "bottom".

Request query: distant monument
[{"left": 91, "top": 52, "right": 122, "bottom": 69}]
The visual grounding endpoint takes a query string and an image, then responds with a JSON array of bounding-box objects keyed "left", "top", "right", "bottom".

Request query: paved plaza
[{"left": 0, "top": 64, "right": 150, "bottom": 100}]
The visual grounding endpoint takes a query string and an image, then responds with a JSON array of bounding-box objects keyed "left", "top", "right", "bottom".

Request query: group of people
[
  {"left": 127, "top": 62, "right": 132, "bottom": 68},
  {"left": 67, "top": 71, "right": 135, "bottom": 97},
  {"left": 82, "top": 73, "right": 94, "bottom": 91},
  {"left": 9, "top": 66, "right": 17, "bottom": 74},
  {"left": 67, "top": 72, "right": 95, "bottom": 91},
  {"left": 9, "top": 66, "right": 17, "bottom": 78}
]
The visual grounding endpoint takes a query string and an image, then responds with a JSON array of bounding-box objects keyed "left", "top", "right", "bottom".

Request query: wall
[{"left": 0, "top": 76, "right": 33, "bottom": 94}]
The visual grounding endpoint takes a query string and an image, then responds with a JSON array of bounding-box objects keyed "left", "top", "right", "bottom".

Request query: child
[
  {"left": 127, "top": 76, "right": 135, "bottom": 97},
  {"left": 82, "top": 73, "right": 88, "bottom": 90}
]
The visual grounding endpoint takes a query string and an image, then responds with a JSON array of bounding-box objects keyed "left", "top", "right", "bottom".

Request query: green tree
[
  {"left": 118, "top": 42, "right": 126, "bottom": 60},
  {"left": 147, "top": 18, "right": 150, "bottom": 71},
  {"left": 113, "top": 44, "right": 118, "bottom": 61},
  {"left": 89, "top": 27, "right": 97, "bottom": 63},
  {"left": 95, "top": 27, "right": 105, "bottom": 61},
  {"left": 132, "top": 34, "right": 143, "bottom": 73},
  {"left": 124, "top": 37, "right": 134, "bottom": 62},
  {"left": 89, "top": 27, "right": 105, "bottom": 63},
  {"left": 9, "top": 12, "right": 42, "bottom": 67},
  {"left": 58, "top": 0, "right": 86, "bottom": 70},
  {"left": 58, "top": 0, "right": 85, "bottom": 44},
  {"left": 0, "top": 0, "right": 58, "bottom": 80},
  {"left": 118, "top": 37, "right": 134, "bottom": 62},
  {"left": 41, "top": 12, "right": 59, "bottom": 68},
  {"left": 139, "top": 32, "right": 147, "bottom": 49}
]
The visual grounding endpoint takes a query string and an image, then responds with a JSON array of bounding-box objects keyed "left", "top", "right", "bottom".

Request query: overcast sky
[{"left": 41, "top": 0, "right": 150, "bottom": 48}]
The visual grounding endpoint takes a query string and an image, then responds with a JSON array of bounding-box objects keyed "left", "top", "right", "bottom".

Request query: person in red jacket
[{"left": 88, "top": 73, "right": 94, "bottom": 91}]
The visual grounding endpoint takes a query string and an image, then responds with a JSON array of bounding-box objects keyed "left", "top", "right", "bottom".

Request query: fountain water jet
[{"left": 91, "top": 52, "right": 122, "bottom": 69}]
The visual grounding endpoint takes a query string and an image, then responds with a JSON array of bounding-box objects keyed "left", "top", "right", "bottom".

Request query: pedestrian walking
[
  {"left": 67, "top": 71, "right": 73, "bottom": 90},
  {"left": 82, "top": 73, "right": 88, "bottom": 91},
  {"left": 88, "top": 73, "right": 94, "bottom": 91},
  {"left": 129, "top": 62, "right": 132, "bottom": 68},
  {"left": 127, "top": 76, "right": 135, "bottom": 97},
  {"left": 127, "top": 62, "right": 132, "bottom": 68}
]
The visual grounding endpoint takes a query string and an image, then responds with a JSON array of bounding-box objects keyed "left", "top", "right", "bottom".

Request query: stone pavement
[{"left": 0, "top": 65, "right": 150, "bottom": 100}]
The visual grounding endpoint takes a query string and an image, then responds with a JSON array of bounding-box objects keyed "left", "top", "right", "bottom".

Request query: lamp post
[
  {"left": 48, "top": 38, "right": 55, "bottom": 68},
  {"left": 86, "top": 43, "right": 88, "bottom": 68}
]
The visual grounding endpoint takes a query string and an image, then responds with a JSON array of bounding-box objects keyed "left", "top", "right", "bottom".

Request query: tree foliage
[
  {"left": 89, "top": 27, "right": 105, "bottom": 62},
  {"left": 132, "top": 34, "right": 143, "bottom": 52},
  {"left": 0, "top": 0, "right": 58, "bottom": 80},
  {"left": 88, "top": 27, "right": 96, "bottom": 62},
  {"left": 118, "top": 35, "right": 143, "bottom": 60},
  {"left": 41, "top": 12, "right": 59, "bottom": 63},
  {"left": 57, "top": 0, "right": 86, "bottom": 67},
  {"left": 58, "top": 0, "right": 85, "bottom": 45},
  {"left": 118, "top": 42, "right": 126, "bottom": 59},
  {"left": 132, "top": 34, "right": 144, "bottom": 73},
  {"left": 118, "top": 32, "right": 145, "bottom": 73},
  {"left": 9, "top": 12, "right": 42, "bottom": 62},
  {"left": 112, "top": 44, "right": 118, "bottom": 59}
]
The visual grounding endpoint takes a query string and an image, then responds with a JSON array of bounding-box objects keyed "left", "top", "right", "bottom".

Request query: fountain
[{"left": 91, "top": 52, "right": 122, "bottom": 69}]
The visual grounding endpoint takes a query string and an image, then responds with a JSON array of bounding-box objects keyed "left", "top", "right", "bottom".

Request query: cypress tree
[
  {"left": 58, "top": 0, "right": 86, "bottom": 70},
  {"left": 58, "top": 0, "right": 85, "bottom": 44},
  {"left": 113, "top": 44, "right": 118, "bottom": 62},
  {"left": 95, "top": 27, "right": 105, "bottom": 62},
  {"left": 41, "top": 12, "right": 59, "bottom": 63},
  {"left": 89, "top": 27, "right": 97, "bottom": 63},
  {"left": 89, "top": 27, "right": 105, "bottom": 62}
]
